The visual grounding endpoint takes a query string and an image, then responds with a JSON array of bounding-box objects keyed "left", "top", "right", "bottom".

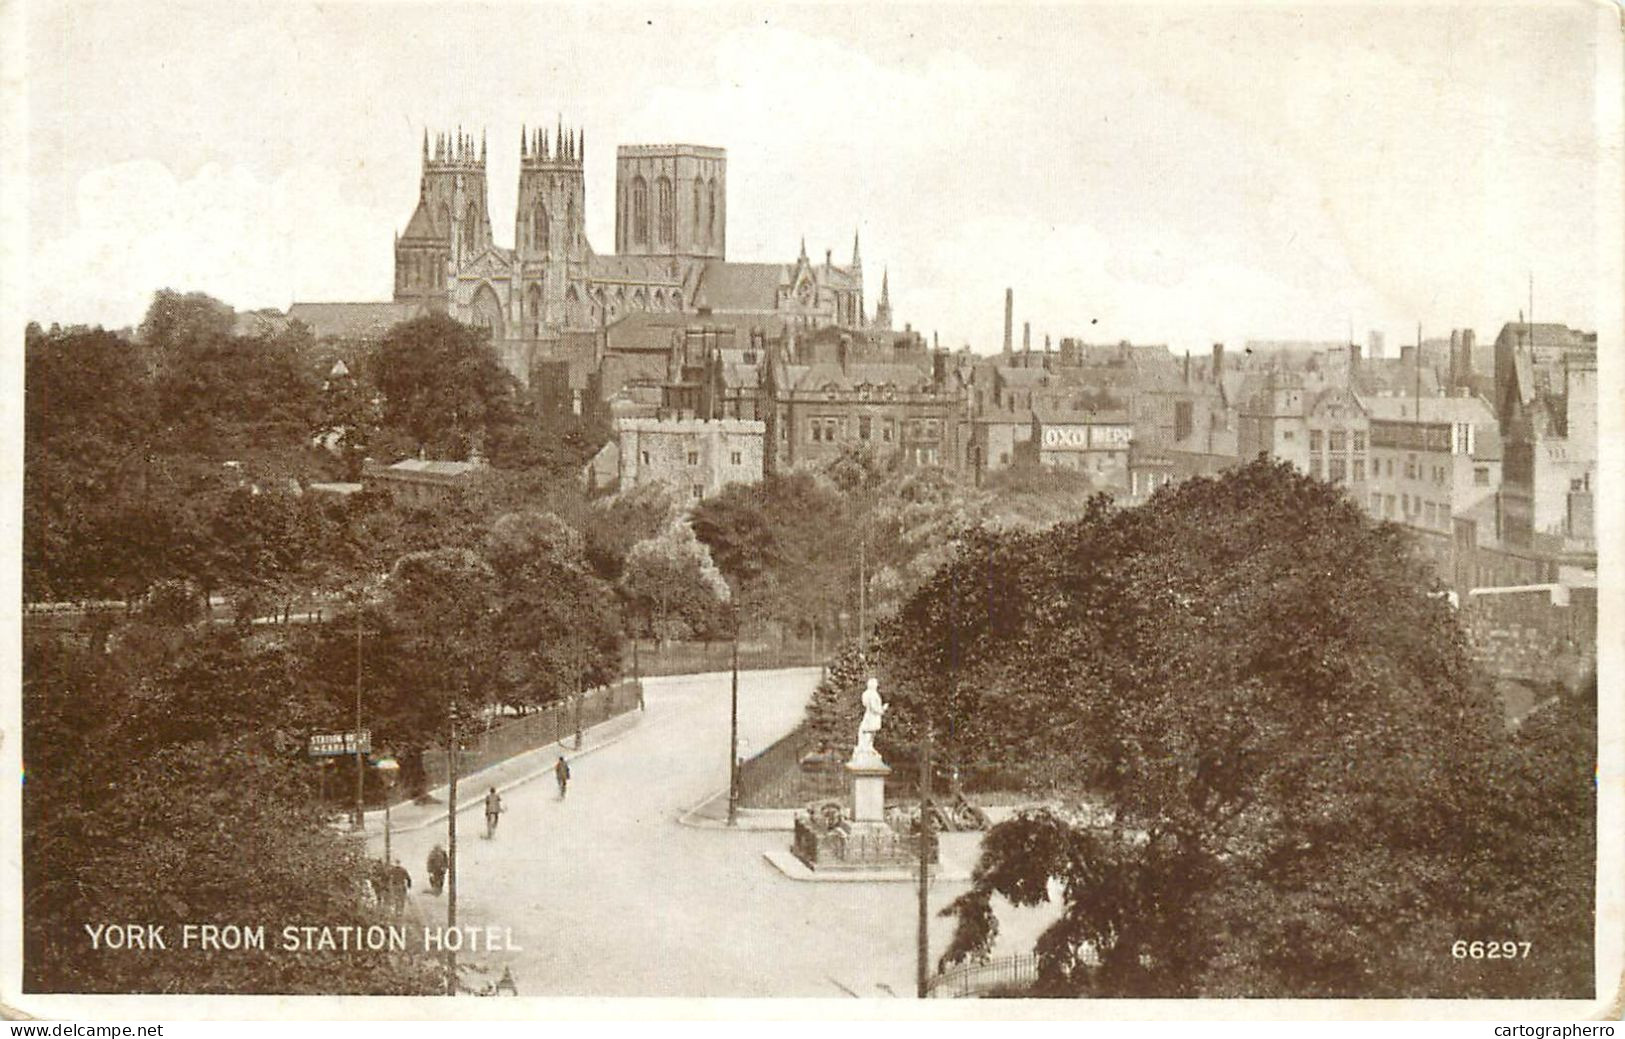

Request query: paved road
[{"left": 378, "top": 668, "right": 1050, "bottom": 998}]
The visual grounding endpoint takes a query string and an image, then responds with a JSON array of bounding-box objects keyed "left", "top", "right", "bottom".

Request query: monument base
[{"left": 845, "top": 756, "right": 891, "bottom": 824}]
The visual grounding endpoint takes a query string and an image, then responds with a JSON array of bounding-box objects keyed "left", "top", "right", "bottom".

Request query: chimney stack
[
  {"left": 1003, "top": 289, "right": 1013, "bottom": 356},
  {"left": 1349, "top": 341, "right": 1362, "bottom": 385},
  {"left": 1183, "top": 350, "right": 1191, "bottom": 384},
  {"left": 1022, "top": 321, "right": 1031, "bottom": 353},
  {"left": 1211, "top": 342, "right": 1225, "bottom": 380}
]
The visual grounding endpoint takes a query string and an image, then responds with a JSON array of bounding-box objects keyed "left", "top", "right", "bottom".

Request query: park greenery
[{"left": 23, "top": 290, "right": 1593, "bottom": 998}]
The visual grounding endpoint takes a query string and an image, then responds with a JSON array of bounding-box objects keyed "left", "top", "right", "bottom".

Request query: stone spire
[
  {"left": 851, "top": 230, "right": 861, "bottom": 270},
  {"left": 873, "top": 268, "right": 893, "bottom": 331}
]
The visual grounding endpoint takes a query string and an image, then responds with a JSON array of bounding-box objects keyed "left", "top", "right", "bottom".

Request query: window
[
  {"left": 1370, "top": 493, "right": 1382, "bottom": 513},
  {"left": 1405, "top": 454, "right": 1417, "bottom": 480},
  {"left": 1329, "top": 458, "right": 1346, "bottom": 483},
  {"left": 1386, "top": 458, "right": 1394, "bottom": 477},
  {"left": 1353, "top": 431, "right": 1367, "bottom": 452},
  {"left": 640, "top": 451, "right": 650, "bottom": 466},
  {"left": 1424, "top": 502, "right": 1437, "bottom": 527},
  {"left": 1384, "top": 494, "right": 1396, "bottom": 517},
  {"left": 1309, "top": 429, "right": 1323, "bottom": 452},
  {"left": 692, "top": 485, "right": 704, "bottom": 499},
  {"left": 708, "top": 179, "right": 718, "bottom": 242},
  {"left": 859, "top": 416, "right": 871, "bottom": 441},
  {"left": 1174, "top": 401, "right": 1193, "bottom": 442},
  {"left": 657, "top": 177, "right": 674, "bottom": 245},
  {"left": 1283, "top": 430, "right": 1295, "bottom": 441},
  {"left": 730, "top": 450, "right": 742, "bottom": 465},
  {"left": 632, "top": 176, "right": 649, "bottom": 244},
  {"left": 809, "top": 422, "right": 822, "bottom": 444},
  {"left": 686, "top": 451, "right": 699, "bottom": 466},
  {"left": 883, "top": 420, "right": 895, "bottom": 443},
  {"left": 1353, "top": 459, "right": 1366, "bottom": 482},
  {"left": 1309, "top": 457, "right": 1323, "bottom": 478},
  {"left": 533, "top": 205, "right": 549, "bottom": 254},
  {"left": 693, "top": 182, "right": 702, "bottom": 238},
  {"left": 1329, "top": 431, "right": 1346, "bottom": 452},
  {"left": 1456, "top": 424, "right": 1472, "bottom": 454}
]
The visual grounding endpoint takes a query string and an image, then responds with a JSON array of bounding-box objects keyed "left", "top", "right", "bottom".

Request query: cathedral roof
[
  {"left": 589, "top": 255, "right": 689, "bottom": 285},
  {"left": 694, "top": 262, "right": 788, "bottom": 311},
  {"left": 401, "top": 197, "right": 443, "bottom": 241}
]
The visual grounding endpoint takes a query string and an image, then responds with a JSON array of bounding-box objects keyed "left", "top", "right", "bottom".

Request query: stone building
[
  {"left": 1016, "top": 407, "right": 1134, "bottom": 490},
  {"left": 612, "top": 417, "right": 765, "bottom": 501}
]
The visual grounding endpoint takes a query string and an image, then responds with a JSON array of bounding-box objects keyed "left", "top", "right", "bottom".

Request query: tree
[
  {"left": 23, "top": 631, "right": 442, "bottom": 993},
  {"left": 876, "top": 460, "right": 1523, "bottom": 996},
  {"left": 620, "top": 519, "right": 731, "bottom": 643},
  {"left": 483, "top": 511, "right": 622, "bottom": 711},
  {"left": 369, "top": 314, "right": 519, "bottom": 461}
]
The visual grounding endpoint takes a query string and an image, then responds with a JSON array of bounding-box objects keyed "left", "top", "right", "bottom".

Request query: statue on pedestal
[{"left": 853, "top": 677, "right": 887, "bottom": 763}]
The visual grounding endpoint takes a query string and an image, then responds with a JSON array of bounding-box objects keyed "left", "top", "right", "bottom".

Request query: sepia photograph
[{"left": 4, "top": 0, "right": 1619, "bottom": 1020}]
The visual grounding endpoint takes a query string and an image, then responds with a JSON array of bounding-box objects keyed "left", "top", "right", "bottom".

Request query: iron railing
[{"left": 926, "top": 953, "right": 1040, "bottom": 998}]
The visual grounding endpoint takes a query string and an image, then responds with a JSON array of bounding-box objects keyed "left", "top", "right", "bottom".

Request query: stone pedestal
[{"left": 846, "top": 755, "right": 891, "bottom": 823}]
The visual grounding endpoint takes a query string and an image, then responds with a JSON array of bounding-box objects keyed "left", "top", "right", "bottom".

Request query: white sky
[{"left": 18, "top": 0, "right": 1622, "bottom": 354}]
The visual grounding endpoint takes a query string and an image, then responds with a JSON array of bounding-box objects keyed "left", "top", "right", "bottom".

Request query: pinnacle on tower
[
  {"left": 852, "top": 230, "right": 861, "bottom": 269},
  {"left": 880, "top": 268, "right": 890, "bottom": 305},
  {"left": 578, "top": 127, "right": 585, "bottom": 159},
  {"left": 799, "top": 235, "right": 808, "bottom": 261},
  {"left": 567, "top": 127, "right": 574, "bottom": 161},
  {"left": 480, "top": 128, "right": 486, "bottom": 162},
  {"left": 520, "top": 124, "right": 527, "bottom": 160},
  {"left": 556, "top": 117, "right": 563, "bottom": 158},
  {"left": 422, "top": 128, "right": 429, "bottom": 161}
]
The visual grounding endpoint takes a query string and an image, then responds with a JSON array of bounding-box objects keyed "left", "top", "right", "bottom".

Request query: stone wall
[{"left": 1459, "top": 583, "right": 1597, "bottom": 688}]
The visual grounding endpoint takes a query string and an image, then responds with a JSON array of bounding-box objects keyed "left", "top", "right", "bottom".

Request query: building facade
[{"left": 614, "top": 417, "right": 765, "bottom": 501}]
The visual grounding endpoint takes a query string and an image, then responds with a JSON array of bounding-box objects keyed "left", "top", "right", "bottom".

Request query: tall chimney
[
  {"left": 1211, "top": 342, "right": 1225, "bottom": 381},
  {"left": 1023, "top": 321, "right": 1031, "bottom": 353},
  {"left": 1349, "top": 342, "right": 1362, "bottom": 386},
  {"left": 1003, "top": 289, "right": 1013, "bottom": 356},
  {"left": 1183, "top": 350, "right": 1191, "bottom": 384}
]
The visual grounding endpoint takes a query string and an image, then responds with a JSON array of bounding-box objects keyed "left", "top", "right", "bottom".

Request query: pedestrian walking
[
  {"left": 426, "top": 844, "right": 448, "bottom": 895},
  {"left": 384, "top": 858, "right": 411, "bottom": 914},
  {"left": 484, "top": 787, "right": 504, "bottom": 838},
  {"left": 554, "top": 755, "right": 571, "bottom": 799}
]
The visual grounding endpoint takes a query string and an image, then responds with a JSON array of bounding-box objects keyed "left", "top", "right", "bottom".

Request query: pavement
[{"left": 372, "top": 666, "right": 1059, "bottom": 997}]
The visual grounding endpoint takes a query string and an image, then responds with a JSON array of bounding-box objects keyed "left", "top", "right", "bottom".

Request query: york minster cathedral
[{"left": 359, "top": 124, "right": 890, "bottom": 379}]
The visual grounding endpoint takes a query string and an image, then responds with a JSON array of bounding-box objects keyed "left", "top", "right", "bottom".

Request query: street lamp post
[
  {"left": 727, "top": 601, "right": 740, "bottom": 827},
  {"left": 353, "top": 604, "right": 365, "bottom": 830},
  {"left": 446, "top": 703, "right": 460, "bottom": 997},
  {"left": 375, "top": 756, "right": 399, "bottom": 868}
]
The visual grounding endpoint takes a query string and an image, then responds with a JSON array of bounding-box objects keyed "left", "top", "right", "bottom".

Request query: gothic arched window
[
  {"left": 693, "top": 181, "right": 702, "bottom": 239},
  {"left": 533, "top": 205, "right": 549, "bottom": 255},
  {"left": 566, "top": 195, "right": 576, "bottom": 250},
  {"left": 632, "top": 177, "right": 649, "bottom": 245},
  {"left": 657, "top": 177, "right": 674, "bottom": 245},
  {"left": 526, "top": 283, "right": 543, "bottom": 337},
  {"left": 707, "top": 179, "right": 718, "bottom": 242},
  {"left": 464, "top": 202, "right": 480, "bottom": 258}
]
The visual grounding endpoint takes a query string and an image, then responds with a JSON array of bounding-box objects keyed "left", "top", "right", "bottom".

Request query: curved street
[{"left": 372, "top": 667, "right": 1046, "bottom": 998}]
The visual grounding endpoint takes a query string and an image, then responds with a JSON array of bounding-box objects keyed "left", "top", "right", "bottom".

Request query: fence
[
  {"left": 737, "top": 728, "right": 846, "bottom": 809},
  {"left": 925, "top": 954, "right": 1040, "bottom": 998},
  {"left": 417, "top": 678, "right": 644, "bottom": 798},
  {"left": 627, "top": 637, "right": 824, "bottom": 678}
]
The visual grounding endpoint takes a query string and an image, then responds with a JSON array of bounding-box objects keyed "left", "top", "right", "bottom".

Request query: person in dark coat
[
  {"left": 554, "top": 756, "right": 571, "bottom": 799},
  {"left": 426, "top": 844, "right": 448, "bottom": 895},
  {"left": 484, "top": 787, "right": 504, "bottom": 838},
  {"left": 384, "top": 858, "right": 411, "bottom": 914}
]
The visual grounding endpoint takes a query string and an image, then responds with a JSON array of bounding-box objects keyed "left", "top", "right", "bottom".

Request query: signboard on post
[{"left": 308, "top": 731, "right": 371, "bottom": 757}]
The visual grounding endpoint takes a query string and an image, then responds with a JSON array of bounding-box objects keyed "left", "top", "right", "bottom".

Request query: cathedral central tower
[{"left": 614, "top": 145, "right": 726, "bottom": 261}]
